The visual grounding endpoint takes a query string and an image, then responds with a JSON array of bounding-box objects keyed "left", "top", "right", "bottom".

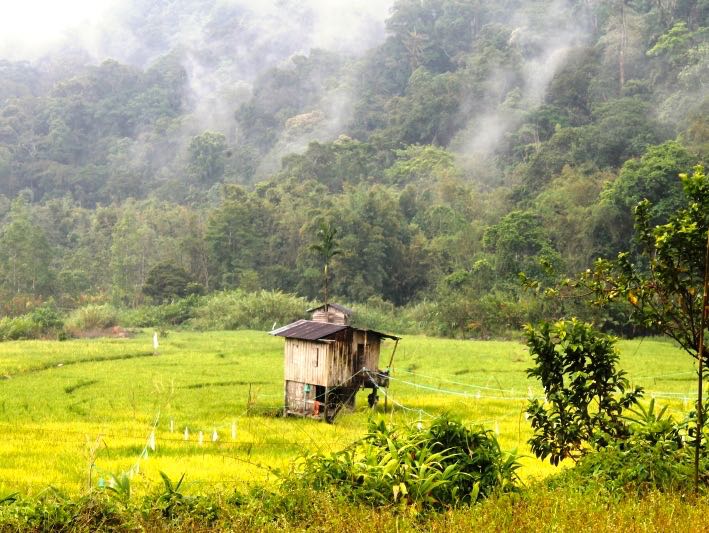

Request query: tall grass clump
[
  {"left": 286, "top": 415, "right": 521, "bottom": 511},
  {"left": 190, "top": 290, "right": 311, "bottom": 331},
  {"left": 65, "top": 304, "right": 119, "bottom": 333}
]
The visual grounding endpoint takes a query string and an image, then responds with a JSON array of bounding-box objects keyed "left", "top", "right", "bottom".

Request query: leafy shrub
[
  {"left": 0, "top": 303, "right": 65, "bottom": 341},
  {"left": 121, "top": 295, "right": 201, "bottom": 327},
  {"left": 525, "top": 319, "right": 643, "bottom": 465},
  {"left": 0, "top": 315, "right": 42, "bottom": 341},
  {"left": 350, "top": 296, "right": 419, "bottom": 334},
  {"left": 286, "top": 415, "right": 521, "bottom": 511},
  {"left": 406, "top": 290, "right": 535, "bottom": 339},
  {"left": 551, "top": 399, "right": 709, "bottom": 494},
  {"left": 65, "top": 304, "right": 119, "bottom": 332},
  {"left": 190, "top": 290, "right": 311, "bottom": 331},
  {"left": 29, "top": 303, "right": 64, "bottom": 331}
]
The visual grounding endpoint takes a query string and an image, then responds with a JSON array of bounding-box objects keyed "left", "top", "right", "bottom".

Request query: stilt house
[{"left": 271, "top": 303, "right": 399, "bottom": 422}]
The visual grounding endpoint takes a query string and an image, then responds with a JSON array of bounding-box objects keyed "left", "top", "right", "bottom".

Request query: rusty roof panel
[{"left": 270, "top": 320, "right": 348, "bottom": 340}]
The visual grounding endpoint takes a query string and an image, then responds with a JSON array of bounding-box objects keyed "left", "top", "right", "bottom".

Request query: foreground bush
[
  {"left": 551, "top": 399, "right": 709, "bottom": 495},
  {"left": 285, "top": 415, "right": 521, "bottom": 511},
  {"left": 0, "top": 474, "right": 708, "bottom": 531}
]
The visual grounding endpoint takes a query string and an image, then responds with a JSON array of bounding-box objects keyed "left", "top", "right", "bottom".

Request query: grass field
[{"left": 0, "top": 330, "right": 697, "bottom": 497}]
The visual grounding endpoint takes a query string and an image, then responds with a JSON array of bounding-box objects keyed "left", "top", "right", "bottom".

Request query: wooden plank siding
[
  {"left": 285, "top": 380, "right": 317, "bottom": 414},
  {"left": 311, "top": 309, "right": 348, "bottom": 324},
  {"left": 327, "top": 332, "right": 355, "bottom": 386},
  {"left": 284, "top": 338, "right": 330, "bottom": 386},
  {"left": 352, "top": 330, "right": 381, "bottom": 373}
]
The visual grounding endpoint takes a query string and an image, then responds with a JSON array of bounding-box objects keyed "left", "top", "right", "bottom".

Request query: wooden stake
[{"left": 385, "top": 339, "right": 399, "bottom": 414}]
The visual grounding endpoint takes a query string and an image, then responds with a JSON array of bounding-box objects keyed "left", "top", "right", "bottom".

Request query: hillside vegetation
[{"left": 0, "top": 0, "right": 706, "bottom": 336}]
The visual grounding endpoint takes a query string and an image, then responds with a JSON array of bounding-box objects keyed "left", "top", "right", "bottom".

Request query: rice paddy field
[{"left": 0, "top": 330, "right": 697, "bottom": 497}]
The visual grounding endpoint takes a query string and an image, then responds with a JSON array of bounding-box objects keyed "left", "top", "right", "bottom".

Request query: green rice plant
[{"left": 0, "top": 331, "right": 694, "bottom": 497}]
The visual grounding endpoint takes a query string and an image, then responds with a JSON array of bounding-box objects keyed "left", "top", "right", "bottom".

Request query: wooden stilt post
[
  {"left": 324, "top": 388, "right": 330, "bottom": 423},
  {"left": 385, "top": 339, "right": 399, "bottom": 413}
]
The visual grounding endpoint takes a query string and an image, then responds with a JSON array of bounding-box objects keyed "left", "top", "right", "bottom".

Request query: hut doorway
[{"left": 356, "top": 343, "right": 365, "bottom": 372}]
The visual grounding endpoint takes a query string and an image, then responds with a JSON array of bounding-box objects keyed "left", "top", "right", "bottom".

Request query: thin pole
[
  {"left": 385, "top": 339, "right": 399, "bottom": 413},
  {"left": 695, "top": 229, "right": 709, "bottom": 494},
  {"left": 387, "top": 339, "right": 400, "bottom": 369}
]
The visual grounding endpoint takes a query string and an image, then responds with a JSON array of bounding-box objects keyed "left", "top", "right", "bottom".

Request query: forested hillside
[{"left": 0, "top": 0, "right": 706, "bottom": 336}]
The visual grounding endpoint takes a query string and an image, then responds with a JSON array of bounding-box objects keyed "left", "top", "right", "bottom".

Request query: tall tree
[{"left": 0, "top": 199, "right": 53, "bottom": 295}]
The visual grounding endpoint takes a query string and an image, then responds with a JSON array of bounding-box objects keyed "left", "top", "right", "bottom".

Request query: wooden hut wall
[
  {"left": 311, "top": 309, "right": 347, "bottom": 325},
  {"left": 352, "top": 330, "right": 381, "bottom": 372},
  {"left": 285, "top": 380, "right": 316, "bottom": 414},
  {"left": 284, "top": 338, "right": 329, "bottom": 386},
  {"left": 327, "top": 337, "right": 355, "bottom": 386}
]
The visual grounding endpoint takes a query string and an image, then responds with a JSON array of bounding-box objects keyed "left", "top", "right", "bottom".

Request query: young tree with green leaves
[
  {"left": 580, "top": 165, "right": 709, "bottom": 490},
  {"left": 525, "top": 319, "right": 643, "bottom": 465},
  {"left": 310, "top": 220, "right": 341, "bottom": 304}
]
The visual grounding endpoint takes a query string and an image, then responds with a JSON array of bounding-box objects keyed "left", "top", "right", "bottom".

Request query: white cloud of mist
[
  {"left": 0, "top": 0, "right": 393, "bottom": 68},
  {"left": 454, "top": 1, "right": 590, "bottom": 169},
  {"left": 0, "top": 1, "right": 118, "bottom": 60},
  {"left": 0, "top": 0, "right": 393, "bottom": 140}
]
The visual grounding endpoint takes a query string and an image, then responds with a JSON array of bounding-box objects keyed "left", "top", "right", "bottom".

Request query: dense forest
[{"left": 0, "top": 0, "right": 706, "bottom": 337}]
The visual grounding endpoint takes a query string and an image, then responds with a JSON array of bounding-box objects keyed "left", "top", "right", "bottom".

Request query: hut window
[{"left": 314, "top": 348, "right": 319, "bottom": 367}]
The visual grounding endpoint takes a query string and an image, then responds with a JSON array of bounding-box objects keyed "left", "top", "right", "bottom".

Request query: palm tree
[{"left": 310, "top": 220, "right": 341, "bottom": 305}]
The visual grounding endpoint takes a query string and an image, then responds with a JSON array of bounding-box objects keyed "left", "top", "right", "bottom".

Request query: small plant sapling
[{"left": 525, "top": 319, "right": 643, "bottom": 465}]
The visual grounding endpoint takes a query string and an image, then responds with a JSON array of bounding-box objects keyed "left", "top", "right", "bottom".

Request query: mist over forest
[{"left": 0, "top": 0, "right": 706, "bottom": 337}]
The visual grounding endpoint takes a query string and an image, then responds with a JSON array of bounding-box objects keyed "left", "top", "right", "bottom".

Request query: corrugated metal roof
[
  {"left": 271, "top": 319, "right": 401, "bottom": 341},
  {"left": 270, "top": 320, "right": 348, "bottom": 340},
  {"left": 306, "top": 303, "right": 354, "bottom": 315}
]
